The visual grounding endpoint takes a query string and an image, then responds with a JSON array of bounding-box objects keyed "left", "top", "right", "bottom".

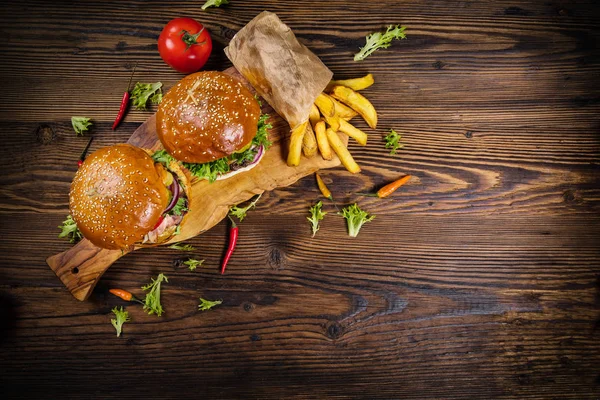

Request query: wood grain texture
[{"left": 1, "top": 0, "right": 599, "bottom": 399}]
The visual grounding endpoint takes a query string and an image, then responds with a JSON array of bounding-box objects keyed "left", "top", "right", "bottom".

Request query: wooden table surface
[{"left": 1, "top": 1, "right": 599, "bottom": 398}]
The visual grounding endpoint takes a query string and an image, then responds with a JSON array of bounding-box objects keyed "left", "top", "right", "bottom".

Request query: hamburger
[
  {"left": 69, "top": 144, "right": 191, "bottom": 250},
  {"left": 155, "top": 71, "right": 271, "bottom": 182}
]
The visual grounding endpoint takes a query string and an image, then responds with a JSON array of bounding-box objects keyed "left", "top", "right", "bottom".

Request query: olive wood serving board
[{"left": 46, "top": 67, "right": 345, "bottom": 301}]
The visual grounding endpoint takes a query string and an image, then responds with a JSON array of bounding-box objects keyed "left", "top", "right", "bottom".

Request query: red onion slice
[
  {"left": 216, "top": 145, "right": 265, "bottom": 181},
  {"left": 251, "top": 145, "right": 264, "bottom": 164},
  {"left": 164, "top": 178, "right": 181, "bottom": 213}
]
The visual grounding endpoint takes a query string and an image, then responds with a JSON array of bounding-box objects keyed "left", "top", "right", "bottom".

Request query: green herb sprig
[{"left": 354, "top": 25, "right": 407, "bottom": 62}]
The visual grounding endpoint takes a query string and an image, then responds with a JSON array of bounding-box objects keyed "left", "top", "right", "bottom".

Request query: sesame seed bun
[
  {"left": 69, "top": 144, "right": 170, "bottom": 250},
  {"left": 156, "top": 71, "right": 261, "bottom": 164}
]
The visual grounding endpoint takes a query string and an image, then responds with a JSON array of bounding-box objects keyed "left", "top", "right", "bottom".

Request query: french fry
[
  {"left": 314, "top": 93, "right": 335, "bottom": 118},
  {"left": 326, "top": 73, "right": 374, "bottom": 92},
  {"left": 323, "top": 93, "right": 358, "bottom": 120},
  {"left": 314, "top": 120, "right": 332, "bottom": 160},
  {"left": 339, "top": 119, "right": 368, "bottom": 146},
  {"left": 302, "top": 122, "right": 318, "bottom": 157},
  {"left": 326, "top": 128, "right": 361, "bottom": 174},
  {"left": 287, "top": 121, "right": 308, "bottom": 166},
  {"left": 309, "top": 104, "right": 321, "bottom": 127},
  {"left": 323, "top": 113, "right": 340, "bottom": 132},
  {"left": 330, "top": 86, "right": 377, "bottom": 129}
]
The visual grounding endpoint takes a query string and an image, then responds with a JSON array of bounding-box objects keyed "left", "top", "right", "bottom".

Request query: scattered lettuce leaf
[
  {"left": 71, "top": 117, "right": 92, "bottom": 136},
  {"left": 384, "top": 129, "right": 403, "bottom": 155},
  {"left": 198, "top": 298, "right": 222, "bottom": 311},
  {"left": 354, "top": 25, "right": 407, "bottom": 61},
  {"left": 307, "top": 201, "right": 327, "bottom": 237},
  {"left": 131, "top": 82, "right": 163, "bottom": 110},
  {"left": 58, "top": 215, "right": 83, "bottom": 244},
  {"left": 184, "top": 258, "right": 204, "bottom": 271},
  {"left": 141, "top": 273, "right": 168, "bottom": 316},
  {"left": 110, "top": 306, "right": 130, "bottom": 337},
  {"left": 230, "top": 194, "right": 262, "bottom": 222},
  {"left": 339, "top": 204, "right": 375, "bottom": 237},
  {"left": 168, "top": 243, "right": 196, "bottom": 251},
  {"left": 201, "top": 0, "right": 229, "bottom": 10}
]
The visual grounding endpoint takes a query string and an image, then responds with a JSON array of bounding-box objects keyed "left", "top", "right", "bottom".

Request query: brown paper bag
[{"left": 225, "top": 11, "right": 333, "bottom": 130}]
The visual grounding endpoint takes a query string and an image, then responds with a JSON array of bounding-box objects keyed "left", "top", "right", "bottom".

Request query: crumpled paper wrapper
[{"left": 225, "top": 11, "right": 333, "bottom": 130}]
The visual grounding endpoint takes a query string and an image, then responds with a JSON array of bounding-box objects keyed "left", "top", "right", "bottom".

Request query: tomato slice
[{"left": 152, "top": 215, "right": 165, "bottom": 231}]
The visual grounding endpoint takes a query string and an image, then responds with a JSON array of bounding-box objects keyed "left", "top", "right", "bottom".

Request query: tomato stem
[{"left": 180, "top": 29, "right": 206, "bottom": 51}]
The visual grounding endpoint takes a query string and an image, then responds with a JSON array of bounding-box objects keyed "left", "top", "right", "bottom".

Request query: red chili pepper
[
  {"left": 376, "top": 175, "right": 412, "bottom": 198},
  {"left": 221, "top": 216, "right": 238, "bottom": 274},
  {"left": 111, "top": 64, "right": 137, "bottom": 130},
  {"left": 77, "top": 136, "right": 94, "bottom": 168}
]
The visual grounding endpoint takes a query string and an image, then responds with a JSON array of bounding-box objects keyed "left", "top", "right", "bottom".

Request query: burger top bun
[
  {"left": 69, "top": 144, "right": 170, "bottom": 250},
  {"left": 156, "top": 71, "right": 261, "bottom": 164}
]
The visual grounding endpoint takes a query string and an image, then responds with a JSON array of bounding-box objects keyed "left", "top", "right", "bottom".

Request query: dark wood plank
[{"left": 0, "top": 0, "right": 599, "bottom": 398}]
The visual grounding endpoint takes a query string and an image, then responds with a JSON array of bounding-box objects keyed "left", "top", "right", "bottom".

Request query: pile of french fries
[{"left": 287, "top": 74, "right": 377, "bottom": 174}]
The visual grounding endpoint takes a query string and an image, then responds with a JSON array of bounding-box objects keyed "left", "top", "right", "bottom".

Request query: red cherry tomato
[{"left": 158, "top": 18, "right": 212, "bottom": 74}]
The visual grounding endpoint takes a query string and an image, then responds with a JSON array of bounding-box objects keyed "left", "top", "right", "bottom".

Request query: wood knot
[
  {"left": 563, "top": 190, "right": 581, "bottom": 204},
  {"left": 249, "top": 334, "right": 261, "bottom": 342},
  {"left": 432, "top": 61, "right": 445, "bottom": 70},
  {"left": 243, "top": 302, "right": 254, "bottom": 312},
  {"left": 465, "top": 131, "right": 473, "bottom": 138},
  {"left": 115, "top": 41, "right": 127, "bottom": 51},
  {"left": 267, "top": 247, "right": 286, "bottom": 270},
  {"left": 387, "top": 296, "right": 408, "bottom": 313},
  {"left": 326, "top": 321, "right": 343, "bottom": 340},
  {"left": 35, "top": 124, "right": 56, "bottom": 145}
]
